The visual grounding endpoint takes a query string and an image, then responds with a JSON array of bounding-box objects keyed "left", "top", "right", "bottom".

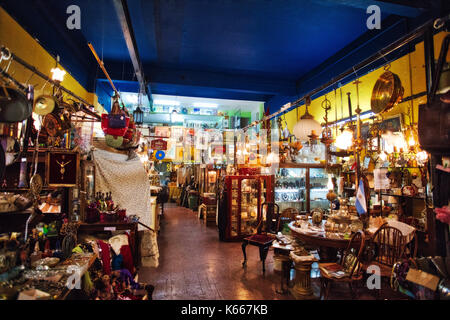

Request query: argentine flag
[{"left": 355, "top": 178, "right": 367, "bottom": 215}]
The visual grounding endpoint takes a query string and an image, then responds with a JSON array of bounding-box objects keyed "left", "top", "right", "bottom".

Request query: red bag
[
  {"left": 108, "top": 114, "right": 128, "bottom": 128},
  {"left": 101, "top": 114, "right": 130, "bottom": 137}
]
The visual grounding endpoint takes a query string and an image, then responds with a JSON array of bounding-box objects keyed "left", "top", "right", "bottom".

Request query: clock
[{"left": 46, "top": 151, "right": 79, "bottom": 187}]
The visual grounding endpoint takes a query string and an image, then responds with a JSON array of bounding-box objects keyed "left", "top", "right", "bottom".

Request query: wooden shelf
[
  {"left": 380, "top": 193, "right": 426, "bottom": 200},
  {"left": 279, "top": 163, "right": 325, "bottom": 168},
  {"left": 0, "top": 187, "right": 59, "bottom": 193}
]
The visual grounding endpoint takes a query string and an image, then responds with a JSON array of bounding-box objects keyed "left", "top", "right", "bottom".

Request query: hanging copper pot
[{"left": 371, "top": 69, "right": 404, "bottom": 114}]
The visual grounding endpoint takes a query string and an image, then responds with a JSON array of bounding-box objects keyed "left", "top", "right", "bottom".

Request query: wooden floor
[{"left": 138, "top": 204, "right": 405, "bottom": 300}]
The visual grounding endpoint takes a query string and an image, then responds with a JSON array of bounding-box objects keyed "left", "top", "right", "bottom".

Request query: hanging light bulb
[
  {"left": 51, "top": 67, "right": 66, "bottom": 82},
  {"left": 335, "top": 128, "right": 354, "bottom": 150},
  {"left": 293, "top": 97, "right": 323, "bottom": 142}
]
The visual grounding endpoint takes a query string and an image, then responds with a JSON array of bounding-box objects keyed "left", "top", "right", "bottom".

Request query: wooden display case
[{"left": 224, "top": 175, "right": 274, "bottom": 241}]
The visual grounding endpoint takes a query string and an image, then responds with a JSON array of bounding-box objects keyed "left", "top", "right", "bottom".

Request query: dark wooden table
[
  {"left": 78, "top": 221, "right": 140, "bottom": 267},
  {"left": 288, "top": 222, "right": 372, "bottom": 262}
]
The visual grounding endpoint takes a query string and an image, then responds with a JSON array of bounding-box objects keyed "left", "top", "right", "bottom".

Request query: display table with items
[
  {"left": 78, "top": 221, "right": 139, "bottom": 267},
  {"left": 0, "top": 220, "right": 154, "bottom": 300},
  {"left": 286, "top": 205, "right": 428, "bottom": 299}
]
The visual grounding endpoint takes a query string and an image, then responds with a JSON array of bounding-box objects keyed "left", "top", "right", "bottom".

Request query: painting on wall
[{"left": 379, "top": 115, "right": 403, "bottom": 133}]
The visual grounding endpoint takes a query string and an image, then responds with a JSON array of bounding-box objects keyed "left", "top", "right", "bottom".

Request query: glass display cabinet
[
  {"left": 225, "top": 175, "right": 274, "bottom": 241},
  {"left": 275, "top": 167, "right": 307, "bottom": 213},
  {"left": 275, "top": 164, "right": 329, "bottom": 213},
  {"left": 309, "top": 168, "right": 330, "bottom": 211}
]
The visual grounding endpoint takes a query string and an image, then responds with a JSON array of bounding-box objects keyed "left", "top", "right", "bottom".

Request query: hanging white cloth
[{"left": 92, "top": 148, "right": 152, "bottom": 230}]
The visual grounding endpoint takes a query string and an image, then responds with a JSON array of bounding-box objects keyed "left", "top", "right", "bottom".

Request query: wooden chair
[
  {"left": 404, "top": 229, "right": 418, "bottom": 260},
  {"left": 242, "top": 202, "right": 280, "bottom": 273},
  {"left": 365, "top": 223, "right": 406, "bottom": 277},
  {"left": 319, "top": 230, "right": 365, "bottom": 300},
  {"left": 363, "top": 223, "right": 413, "bottom": 299}
]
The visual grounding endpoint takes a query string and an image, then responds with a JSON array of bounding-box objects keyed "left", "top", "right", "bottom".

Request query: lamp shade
[
  {"left": 292, "top": 99, "right": 322, "bottom": 142},
  {"left": 293, "top": 117, "right": 323, "bottom": 142}
]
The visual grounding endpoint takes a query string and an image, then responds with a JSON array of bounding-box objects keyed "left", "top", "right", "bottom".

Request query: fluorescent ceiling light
[
  {"left": 154, "top": 99, "right": 180, "bottom": 106},
  {"left": 123, "top": 94, "right": 138, "bottom": 104},
  {"left": 331, "top": 112, "right": 376, "bottom": 128},
  {"left": 193, "top": 102, "right": 218, "bottom": 108}
]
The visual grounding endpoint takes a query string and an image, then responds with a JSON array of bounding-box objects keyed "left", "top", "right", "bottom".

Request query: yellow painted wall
[
  {"left": 0, "top": 7, "right": 105, "bottom": 114},
  {"left": 281, "top": 31, "right": 450, "bottom": 134}
]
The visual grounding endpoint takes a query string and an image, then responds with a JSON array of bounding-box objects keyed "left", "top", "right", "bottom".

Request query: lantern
[{"left": 133, "top": 106, "right": 144, "bottom": 125}]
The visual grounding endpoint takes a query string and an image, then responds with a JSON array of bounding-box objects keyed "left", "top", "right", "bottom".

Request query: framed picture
[
  {"left": 352, "top": 122, "right": 371, "bottom": 141},
  {"left": 380, "top": 114, "right": 403, "bottom": 133},
  {"left": 46, "top": 151, "right": 80, "bottom": 187},
  {"left": 155, "top": 126, "right": 171, "bottom": 138}
]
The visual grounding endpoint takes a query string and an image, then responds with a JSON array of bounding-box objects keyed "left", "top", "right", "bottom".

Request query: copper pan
[{"left": 371, "top": 70, "right": 404, "bottom": 114}]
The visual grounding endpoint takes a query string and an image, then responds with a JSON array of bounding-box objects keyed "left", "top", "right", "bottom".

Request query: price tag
[
  {"left": 406, "top": 268, "right": 440, "bottom": 291},
  {"left": 104, "top": 227, "right": 116, "bottom": 231}
]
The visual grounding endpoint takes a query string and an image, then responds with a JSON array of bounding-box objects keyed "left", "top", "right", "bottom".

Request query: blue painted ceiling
[{"left": 0, "top": 0, "right": 445, "bottom": 113}]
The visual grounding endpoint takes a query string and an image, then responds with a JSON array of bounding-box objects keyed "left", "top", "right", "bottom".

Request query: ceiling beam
[{"left": 112, "top": 0, "right": 152, "bottom": 105}]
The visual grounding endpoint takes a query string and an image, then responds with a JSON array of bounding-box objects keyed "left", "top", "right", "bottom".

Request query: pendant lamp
[{"left": 293, "top": 97, "right": 323, "bottom": 142}]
